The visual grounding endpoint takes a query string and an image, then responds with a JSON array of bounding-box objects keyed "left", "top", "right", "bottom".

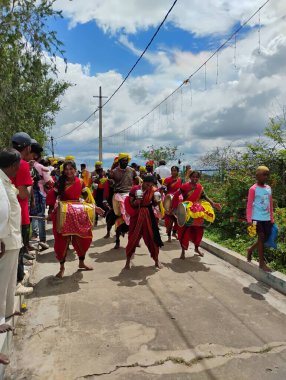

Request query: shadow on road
[
  {"left": 165, "top": 256, "right": 210, "bottom": 273},
  {"left": 160, "top": 240, "right": 180, "bottom": 251},
  {"left": 36, "top": 249, "right": 77, "bottom": 264},
  {"left": 110, "top": 265, "right": 157, "bottom": 287},
  {"left": 28, "top": 271, "right": 83, "bottom": 298},
  {"left": 242, "top": 281, "right": 270, "bottom": 301},
  {"left": 89, "top": 247, "right": 126, "bottom": 263}
]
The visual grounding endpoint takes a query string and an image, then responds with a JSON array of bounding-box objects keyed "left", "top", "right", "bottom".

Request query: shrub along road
[{"left": 6, "top": 222, "right": 286, "bottom": 380}]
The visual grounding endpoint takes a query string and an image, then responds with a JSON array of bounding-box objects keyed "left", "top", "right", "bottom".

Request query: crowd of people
[{"left": 0, "top": 131, "right": 275, "bottom": 366}]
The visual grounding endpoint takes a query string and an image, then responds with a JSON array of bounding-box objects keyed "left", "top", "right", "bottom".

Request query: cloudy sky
[{"left": 49, "top": 0, "right": 286, "bottom": 169}]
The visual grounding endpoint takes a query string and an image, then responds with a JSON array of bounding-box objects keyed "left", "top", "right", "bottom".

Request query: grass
[{"left": 204, "top": 228, "right": 286, "bottom": 275}]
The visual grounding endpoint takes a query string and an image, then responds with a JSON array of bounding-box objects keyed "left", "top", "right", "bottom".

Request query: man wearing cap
[
  {"left": 11, "top": 132, "right": 34, "bottom": 295},
  {"left": 0, "top": 148, "right": 22, "bottom": 365},
  {"left": 124, "top": 175, "right": 164, "bottom": 269},
  {"left": 106, "top": 153, "right": 137, "bottom": 248}
]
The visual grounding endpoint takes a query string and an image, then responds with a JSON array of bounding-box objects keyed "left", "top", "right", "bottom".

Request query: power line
[
  {"left": 52, "top": 0, "right": 178, "bottom": 140},
  {"left": 102, "top": 0, "right": 178, "bottom": 109},
  {"left": 53, "top": 108, "right": 98, "bottom": 140},
  {"left": 102, "top": 0, "right": 270, "bottom": 140}
]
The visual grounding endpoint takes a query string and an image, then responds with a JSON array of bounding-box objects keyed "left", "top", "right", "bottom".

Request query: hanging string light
[
  {"left": 216, "top": 53, "right": 219, "bottom": 85},
  {"left": 258, "top": 9, "right": 261, "bottom": 54}
]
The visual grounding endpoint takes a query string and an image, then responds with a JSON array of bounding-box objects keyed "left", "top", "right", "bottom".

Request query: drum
[
  {"left": 177, "top": 202, "right": 210, "bottom": 228},
  {"left": 57, "top": 201, "right": 95, "bottom": 235},
  {"left": 163, "top": 194, "right": 174, "bottom": 214}
]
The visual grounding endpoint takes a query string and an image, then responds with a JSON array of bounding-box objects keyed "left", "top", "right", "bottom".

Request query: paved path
[{"left": 6, "top": 222, "right": 286, "bottom": 380}]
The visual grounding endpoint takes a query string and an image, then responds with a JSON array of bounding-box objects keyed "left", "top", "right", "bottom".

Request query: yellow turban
[
  {"left": 139, "top": 166, "right": 146, "bottom": 172},
  {"left": 256, "top": 165, "right": 269, "bottom": 174},
  {"left": 118, "top": 153, "right": 131, "bottom": 162},
  {"left": 95, "top": 161, "right": 103, "bottom": 166},
  {"left": 65, "top": 155, "right": 75, "bottom": 161},
  {"left": 52, "top": 159, "right": 58, "bottom": 165}
]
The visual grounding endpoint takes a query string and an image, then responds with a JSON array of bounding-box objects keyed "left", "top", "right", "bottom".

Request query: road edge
[{"left": 201, "top": 238, "right": 286, "bottom": 296}]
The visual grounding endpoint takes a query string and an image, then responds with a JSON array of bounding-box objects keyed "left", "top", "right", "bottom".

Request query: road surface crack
[{"left": 78, "top": 342, "right": 286, "bottom": 378}]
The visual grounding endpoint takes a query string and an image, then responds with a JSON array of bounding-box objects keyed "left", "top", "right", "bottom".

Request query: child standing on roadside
[{"left": 246, "top": 166, "right": 274, "bottom": 272}]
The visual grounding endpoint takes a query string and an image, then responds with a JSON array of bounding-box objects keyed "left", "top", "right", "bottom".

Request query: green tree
[
  {"left": 0, "top": 0, "right": 69, "bottom": 147},
  {"left": 137, "top": 144, "right": 183, "bottom": 165}
]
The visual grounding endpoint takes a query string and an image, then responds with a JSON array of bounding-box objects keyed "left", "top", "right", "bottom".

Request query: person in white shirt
[
  {"left": 0, "top": 148, "right": 23, "bottom": 365},
  {"left": 154, "top": 160, "right": 171, "bottom": 180}
]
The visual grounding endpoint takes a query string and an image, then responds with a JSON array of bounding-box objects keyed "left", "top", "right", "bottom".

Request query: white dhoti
[
  {"left": 112, "top": 193, "right": 130, "bottom": 225},
  {"left": 0, "top": 249, "right": 19, "bottom": 323}
]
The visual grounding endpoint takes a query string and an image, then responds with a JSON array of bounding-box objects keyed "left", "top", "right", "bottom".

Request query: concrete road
[{"left": 6, "top": 222, "right": 286, "bottom": 380}]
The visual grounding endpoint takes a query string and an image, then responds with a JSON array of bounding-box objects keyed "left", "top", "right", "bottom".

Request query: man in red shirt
[{"left": 11, "top": 132, "right": 34, "bottom": 295}]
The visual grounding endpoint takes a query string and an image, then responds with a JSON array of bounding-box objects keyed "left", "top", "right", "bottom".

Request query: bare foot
[
  {"left": 79, "top": 262, "right": 93, "bottom": 271},
  {"left": 180, "top": 250, "right": 185, "bottom": 260},
  {"left": 155, "top": 261, "right": 164, "bottom": 269},
  {"left": 195, "top": 246, "right": 204, "bottom": 257},
  {"left": 55, "top": 268, "right": 65, "bottom": 279},
  {"left": 259, "top": 263, "right": 272, "bottom": 272},
  {"left": 104, "top": 232, "right": 110, "bottom": 239},
  {"left": 247, "top": 248, "right": 252, "bottom": 262},
  {"left": 0, "top": 353, "right": 10, "bottom": 365},
  {"left": 0, "top": 324, "right": 13, "bottom": 334},
  {"left": 124, "top": 258, "right": 131, "bottom": 270}
]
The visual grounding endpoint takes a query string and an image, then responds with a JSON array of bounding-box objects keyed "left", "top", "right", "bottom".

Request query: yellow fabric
[
  {"left": 95, "top": 161, "right": 103, "bottom": 166},
  {"left": 159, "top": 201, "right": 165, "bottom": 218},
  {"left": 82, "top": 187, "right": 95, "bottom": 204},
  {"left": 99, "top": 178, "right": 108, "bottom": 185},
  {"left": 184, "top": 200, "right": 215, "bottom": 223},
  {"left": 139, "top": 166, "right": 146, "bottom": 172},
  {"left": 118, "top": 153, "right": 131, "bottom": 162},
  {"left": 65, "top": 155, "right": 75, "bottom": 161},
  {"left": 60, "top": 164, "right": 64, "bottom": 173}
]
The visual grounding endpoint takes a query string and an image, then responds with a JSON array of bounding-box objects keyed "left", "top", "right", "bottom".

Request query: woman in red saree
[
  {"left": 173, "top": 171, "right": 221, "bottom": 259},
  {"left": 47, "top": 161, "right": 103, "bottom": 278},
  {"left": 124, "top": 175, "right": 164, "bottom": 270},
  {"left": 163, "top": 166, "right": 182, "bottom": 242}
]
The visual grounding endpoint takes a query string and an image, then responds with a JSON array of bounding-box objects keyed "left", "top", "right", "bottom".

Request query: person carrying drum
[
  {"left": 162, "top": 166, "right": 182, "bottom": 242},
  {"left": 124, "top": 175, "right": 164, "bottom": 270},
  {"left": 173, "top": 171, "right": 221, "bottom": 259}
]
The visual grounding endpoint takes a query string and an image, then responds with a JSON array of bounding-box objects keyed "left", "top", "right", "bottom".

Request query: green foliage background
[
  {"left": 200, "top": 114, "right": 286, "bottom": 273},
  {"left": 0, "top": 0, "right": 69, "bottom": 147}
]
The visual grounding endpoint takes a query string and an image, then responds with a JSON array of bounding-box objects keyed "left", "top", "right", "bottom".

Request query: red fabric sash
[{"left": 183, "top": 183, "right": 203, "bottom": 202}]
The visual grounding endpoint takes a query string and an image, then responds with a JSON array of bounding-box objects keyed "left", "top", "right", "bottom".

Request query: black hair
[
  {"left": 190, "top": 170, "right": 201, "bottom": 178},
  {"left": 40, "top": 159, "right": 49, "bottom": 167},
  {"left": 159, "top": 160, "right": 166, "bottom": 166},
  {"left": 142, "top": 174, "right": 156, "bottom": 183},
  {"left": 81, "top": 163, "right": 86, "bottom": 169},
  {"left": 30, "top": 142, "right": 43, "bottom": 155},
  {"left": 57, "top": 160, "right": 77, "bottom": 199},
  {"left": 0, "top": 148, "right": 21, "bottom": 169},
  {"left": 171, "top": 165, "right": 179, "bottom": 172}
]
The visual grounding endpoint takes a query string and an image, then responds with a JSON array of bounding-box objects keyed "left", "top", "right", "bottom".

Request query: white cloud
[
  {"left": 50, "top": 0, "right": 286, "bottom": 169},
  {"left": 54, "top": 0, "right": 281, "bottom": 36}
]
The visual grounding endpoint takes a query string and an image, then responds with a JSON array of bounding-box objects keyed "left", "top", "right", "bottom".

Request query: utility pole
[
  {"left": 51, "top": 136, "right": 55, "bottom": 158},
  {"left": 93, "top": 87, "right": 108, "bottom": 161}
]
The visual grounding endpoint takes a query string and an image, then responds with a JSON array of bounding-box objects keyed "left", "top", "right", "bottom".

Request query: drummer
[
  {"left": 173, "top": 171, "right": 221, "bottom": 259},
  {"left": 163, "top": 166, "right": 182, "bottom": 242}
]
